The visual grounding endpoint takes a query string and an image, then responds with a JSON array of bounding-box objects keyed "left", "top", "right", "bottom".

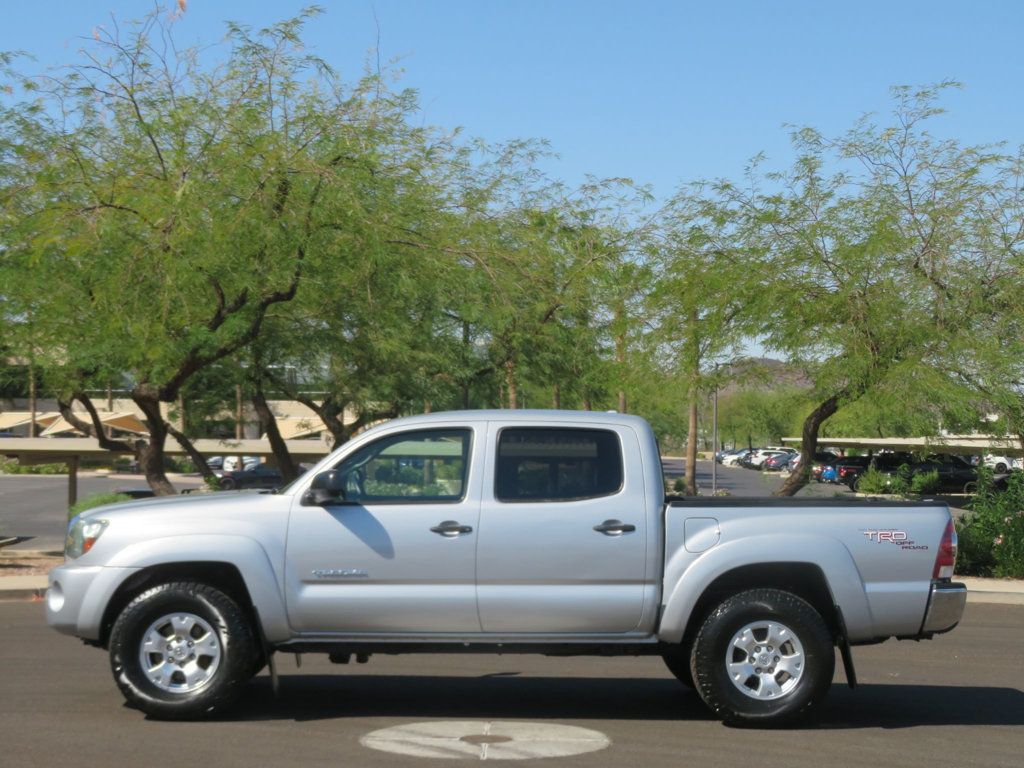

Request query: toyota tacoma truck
[{"left": 46, "top": 410, "right": 966, "bottom": 726}]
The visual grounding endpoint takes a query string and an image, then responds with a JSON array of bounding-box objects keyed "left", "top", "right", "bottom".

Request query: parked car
[
  {"left": 810, "top": 452, "right": 840, "bottom": 482},
  {"left": 747, "top": 449, "right": 791, "bottom": 469},
  {"left": 48, "top": 410, "right": 965, "bottom": 726},
  {"left": 762, "top": 453, "right": 794, "bottom": 471},
  {"left": 722, "top": 449, "right": 753, "bottom": 467},
  {"left": 860, "top": 453, "right": 978, "bottom": 494},
  {"left": 715, "top": 448, "right": 746, "bottom": 464},
  {"left": 215, "top": 463, "right": 283, "bottom": 490},
  {"left": 834, "top": 456, "right": 871, "bottom": 488},
  {"left": 984, "top": 454, "right": 1023, "bottom": 473}
]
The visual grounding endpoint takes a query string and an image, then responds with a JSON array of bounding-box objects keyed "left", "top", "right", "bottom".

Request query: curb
[{"left": 0, "top": 588, "right": 46, "bottom": 602}]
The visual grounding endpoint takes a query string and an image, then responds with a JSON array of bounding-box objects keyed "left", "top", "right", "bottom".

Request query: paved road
[
  {"left": 0, "top": 474, "right": 204, "bottom": 552},
  {"left": 2, "top": 601, "right": 1021, "bottom": 767}
]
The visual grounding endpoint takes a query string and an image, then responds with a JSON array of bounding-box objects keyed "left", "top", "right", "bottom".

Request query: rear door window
[{"left": 495, "top": 428, "right": 623, "bottom": 502}]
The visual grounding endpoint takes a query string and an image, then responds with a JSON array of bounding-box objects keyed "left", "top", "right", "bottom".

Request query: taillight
[{"left": 933, "top": 518, "right": 957, "bottom": 579}]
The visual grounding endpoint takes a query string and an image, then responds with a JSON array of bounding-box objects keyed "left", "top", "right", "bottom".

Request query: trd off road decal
[{"left": 861, "top": 529, "right": 929, "bottom": 551}]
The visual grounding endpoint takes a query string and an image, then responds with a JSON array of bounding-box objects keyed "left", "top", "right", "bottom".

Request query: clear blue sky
[{"left": 4, "top": 1, "right": 1023, "bottom": 201}]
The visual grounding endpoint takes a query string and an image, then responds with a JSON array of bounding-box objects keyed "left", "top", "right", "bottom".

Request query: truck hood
[{"left": 79, "top": 489, "right": 273, "bottom": 521}]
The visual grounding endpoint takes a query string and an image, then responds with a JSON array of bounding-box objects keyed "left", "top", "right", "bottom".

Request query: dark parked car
[
  {"left": 216, "top": 463, "right": 283, "bottom": 490},
  {"left": 762, "top": 452, "right": 794, "bottom": 471},
  {"left": 859, "top": 453, "right": 978, "bottom": 493},
  {"left": 834, "top": 456, "right": 871, "bottom": 488}
]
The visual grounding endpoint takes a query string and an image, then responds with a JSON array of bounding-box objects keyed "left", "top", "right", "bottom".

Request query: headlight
[{"left": 65, "top": 517, "right": 109, "bottom": 559}]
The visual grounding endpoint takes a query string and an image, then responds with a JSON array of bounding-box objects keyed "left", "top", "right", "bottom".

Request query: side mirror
[{"left": 301, "top": 470, "right": 346, "bottom": 506}]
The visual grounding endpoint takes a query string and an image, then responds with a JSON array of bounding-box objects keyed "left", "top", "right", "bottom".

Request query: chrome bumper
[{"left": 921, "top": 580, "right": 967, "bottom": 635}]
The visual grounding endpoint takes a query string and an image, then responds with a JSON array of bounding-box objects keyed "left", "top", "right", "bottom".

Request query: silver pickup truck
[{"left": 46, "top": 410, "right": 966, "bottom": 726}]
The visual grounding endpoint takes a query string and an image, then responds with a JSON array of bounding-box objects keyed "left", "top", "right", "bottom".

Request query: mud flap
[{"left": 836, "top": 606, "right": 857, "bottom": 689}]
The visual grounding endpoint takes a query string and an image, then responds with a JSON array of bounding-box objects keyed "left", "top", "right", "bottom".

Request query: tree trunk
[
  {"left": 615, "top": 303, "right": 627, "bottom": 413},
  {"left": 552, "top": 384, "right": 561, "bottom": 409},
  {"left": 582, "top": 395, "right": 592, "bottom": 411},
  {"left": 28, "top": 365, "right": 37, "bottom": 437},
  {"left": 251, "top": 386, "right": 299, "bottom": 483},
  {"left": 505, "top": 359, "right": 518, "bottom": 409},
  {"left": 165, "top": 421, "right": 218, "bottom": 483},
  {"left": 235, "top": 384, "right": 244, "bottom": 440},
  {"left": 685, "top": 394, "right": 699, "bottom": 496},
  {"left": 461, "top": 321, "right": 471, "bottom": 409},
  {"left": 132, "top": 391, "right": 176, "bottom": 496},
  {"left": 684, "top": 309, "right": 700, "bottom": 496},
  {"left": 774, "top": 392, "right": 843, "bottom": 497}
]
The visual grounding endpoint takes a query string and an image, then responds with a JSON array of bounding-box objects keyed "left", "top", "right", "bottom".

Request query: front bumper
[
  {"left": 920, "top": 580, "right": 967, "bottom": 635},
  {"left": 46, "top": 563, "right": 140, "bottom": 641}
]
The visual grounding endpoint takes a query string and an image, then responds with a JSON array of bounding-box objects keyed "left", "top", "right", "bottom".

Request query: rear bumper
[{"left": 920, "top": 580, "right": 967, "bottom": 635}]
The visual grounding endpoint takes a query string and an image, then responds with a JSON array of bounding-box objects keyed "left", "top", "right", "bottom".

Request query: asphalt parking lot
[
  {"left": 1, "top": 600, "right": 1021, "bottom": 768},
  {"left": 0, "top": 473, "right": 205, "bottom": 552}
]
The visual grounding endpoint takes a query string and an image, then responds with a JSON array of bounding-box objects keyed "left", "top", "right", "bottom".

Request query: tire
[
  {"left": 661, "top": 647, "right": 694, "bottom": 688},
  {"left": 689, "top": 588, "right": 834, "bottom": 727},
  {"left": 109, "top": 582, "right": 257, "bottom": 720},
  {"left": 219, "top": 477, "right": 237, "bottom": 490},
  {"left": 995, "top": 463, "right": 1007, "bottom": 474},
  {"left": 963, "top": 481, "right": 978, "bottom": 495}
]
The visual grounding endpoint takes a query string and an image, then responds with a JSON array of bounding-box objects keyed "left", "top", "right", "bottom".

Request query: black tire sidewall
[
  {"left": 661, "top": 648, "right": 694, "bottom": 687},
  {"left": 109, "top": 582, "right": 255, "bottom": 719},
  {"left": 690, "top": 589, "right": 834, "bottom": 726}
]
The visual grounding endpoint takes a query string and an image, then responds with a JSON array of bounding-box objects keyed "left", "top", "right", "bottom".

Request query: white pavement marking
[{"left": 360, "top": 720, "right": 611, "bottom": 760}]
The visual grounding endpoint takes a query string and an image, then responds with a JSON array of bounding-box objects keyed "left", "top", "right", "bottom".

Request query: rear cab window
[{"left": 495, "top": 427, "right": 623, "bottom": 502}]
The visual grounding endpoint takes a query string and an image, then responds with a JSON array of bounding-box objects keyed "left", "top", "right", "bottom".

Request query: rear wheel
[
  {"left": 690, "top": 588, "right": 834, "bottom": 727},
  {"left": 995, "top": 463, "right": 1008, "bottom": 474},
  {"left": 109, "top": 582, "right": 257, "bottom": 720},
  {"left": 219, "top": 477, "right": 237, "bottom": 490}
]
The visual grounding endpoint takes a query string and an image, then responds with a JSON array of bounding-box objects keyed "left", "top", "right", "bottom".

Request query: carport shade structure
[
  {"left": 780, "top": 434, "right": 1024, "bottom": 457},
  {"left": 0, "top": 436, "right": 332, "bottom": 508}
]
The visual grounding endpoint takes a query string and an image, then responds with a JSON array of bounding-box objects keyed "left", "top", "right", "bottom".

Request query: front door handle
[
  {"left": 593, "top": 519, "right": 636, "bottom": 535},
  {"left": 430, "top": 520, "right": 473, "bottom": 537}
]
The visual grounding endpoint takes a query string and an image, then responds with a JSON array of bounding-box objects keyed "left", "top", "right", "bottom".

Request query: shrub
[
  {"left": 68, "top": 492, "right": 132, "bottom": 521},
  {"left": 910, "top": 469, "right": 940, "bottom": 495},
  {"left": 0, "top": 458, "right": 68, "bottom": 475},
  {"left": 855, "top": 467, "right": 895, "bottom": 495},
  {"left": 956, "top": 470, "right": 1024, "bottom": 578},
  {"left": 672, "top": 477, "right": 686, "bottom": 493}
]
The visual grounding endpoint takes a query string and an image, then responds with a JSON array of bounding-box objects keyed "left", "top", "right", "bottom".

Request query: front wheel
[
  {"left": 661, "top": 647, "right": 694, "bottom": 688},
  {"left": 109, "top": 582, "right": 257, "bottom": 719},
  {"left": 689, "top": 588, "right": 834, "bottom": 727}
]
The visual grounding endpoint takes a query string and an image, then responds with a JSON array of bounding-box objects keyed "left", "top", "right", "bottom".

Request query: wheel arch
[
  {"left": 90, "top": 535, "right": 290, "bottom": 646},
  {"left": 98, "top": 561, "right": 255, "bottom": 648},
  {"left": 675, "top": 563, "right": 841, "bottom": 658},
  {"left": 658, "top": 535, "right": 872, "bottom": 645}
]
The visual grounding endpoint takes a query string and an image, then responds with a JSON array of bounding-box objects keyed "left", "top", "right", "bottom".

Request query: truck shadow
[{"left": 220, "top": 674, "right": 1024, "bottom": 729}]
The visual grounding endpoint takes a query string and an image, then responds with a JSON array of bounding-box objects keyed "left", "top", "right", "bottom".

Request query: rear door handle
[
  {"left": 593, "top": 519, "right": 636, "bottom": 535},
  {"left": 430, "top": 520, "right": 473, "bottom": 537}
]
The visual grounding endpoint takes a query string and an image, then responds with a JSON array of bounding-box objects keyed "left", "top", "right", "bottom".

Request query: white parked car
[
  {"left": 721, "top": 450, "right": 751, "bottom": 466},
  {"left": 748, "top": 449, "right": 790, "bottom": 468},
  {"left": 983, "top": 454, "right": 1023, "bottom": 473}
]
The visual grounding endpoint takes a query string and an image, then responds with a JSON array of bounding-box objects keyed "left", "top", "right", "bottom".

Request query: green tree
[
  {"left": 0, "top": 8, "right": 427, "bottom": 493},
  {"left": 723, "top": 84, "right": 1006, "bottom": 495},
  {"left": 646, "top": 189, "right": 756, "bottom": 493}
]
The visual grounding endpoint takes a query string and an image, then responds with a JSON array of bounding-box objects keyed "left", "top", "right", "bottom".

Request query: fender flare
[
  {"left": 93, "top": 534, "right": 291, "bottom": 643},
  {"left": 656, "top": 534, "right": 873, "bottom": 644}
]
